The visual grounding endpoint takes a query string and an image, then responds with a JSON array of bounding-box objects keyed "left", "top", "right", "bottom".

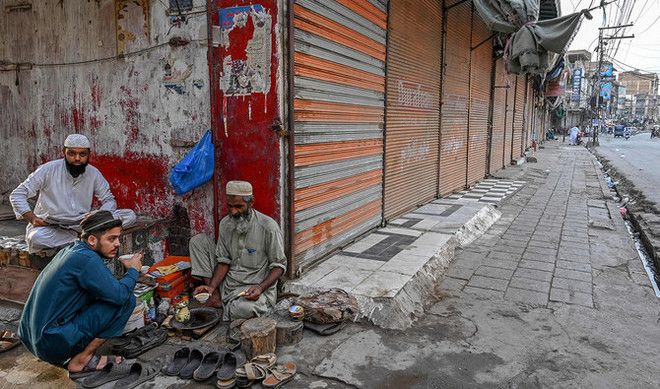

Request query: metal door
[
  {"left": 208, "top": 1, "right": 282, "bottom": 224},
  {"left": 490, "top": 58, "right": 506, "bottom": 173},
  {"left": 467, "top": 11, "right": 492, "bottom": 185},
  {"left": 439, "top": 0, "right": 471, "bottom": 195},
  {"left": 291, "top": 0, "right": 388, "bottom": 268},
  {"left": 383, "top": 0, "right": 441, "bottom": 219}
]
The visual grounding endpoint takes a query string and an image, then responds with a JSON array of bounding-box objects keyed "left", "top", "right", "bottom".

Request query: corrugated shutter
[
  {"left": 512, "top": 75, "right": 525, "bottom": 159},
  {"left": 490, "top": 58, "right": 506, "bottom": 173},
  {"left": 439, "top": 1, "right": 472, "bottom": 195},
  {"left": 383, "top": 0, "right": 441, "bottom": 219},
  {"left": 292, "top": 0, "right": 388, "bottom": 267},
  {"left": 525, "top": 80, "right": 534, "bottom": 149},
  {"left": 467, "top": 11, "right": 492, "bottom": 185},
  {"left": 504, "top": 75, "right": 515, "bottom": 165}
]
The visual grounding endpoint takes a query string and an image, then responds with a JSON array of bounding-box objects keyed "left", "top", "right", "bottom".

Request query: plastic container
[{"left": 148, "top": 256, "right": 192, "bottom": 299}]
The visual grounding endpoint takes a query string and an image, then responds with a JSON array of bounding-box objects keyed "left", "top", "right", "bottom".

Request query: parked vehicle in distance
[
  {"left": 625, "top": 127, "right": 637, "bottom": 135},
  {"left": 613, "top": 125, "right": 625, "bottom": 137}
]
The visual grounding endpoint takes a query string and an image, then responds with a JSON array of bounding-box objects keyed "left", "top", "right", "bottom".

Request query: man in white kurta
[
  {"left": 569, "top": 126, "right": 580, "bottom": 145},
  {"left": 9, "top": 134, "right": 136, "bottom": 253}
]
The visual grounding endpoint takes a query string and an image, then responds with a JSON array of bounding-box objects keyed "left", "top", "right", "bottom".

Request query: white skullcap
[
  {"left": 226, "top": 181, "right": 253, "bottom": 196},
  {"left": 64, "top": 134, "right": 91, "bottom": 148}
]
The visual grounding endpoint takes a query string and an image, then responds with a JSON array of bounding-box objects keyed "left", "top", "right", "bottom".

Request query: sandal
[
  {"left": 68, "top": 355, "right": 124, "bottom": 380},
  {"left": 235, "top": 363, "right": 267, "bottom": 387},
  {"left": 112, "top": 361, "right": 162, "bottom": 389},
  {"left": 216, "top": 352, "right": 239, "bottom": 381},
  {"left": 112, "top": 326, "right": 167, "bottom": 359},
  {"left": 179, "top": 348, "right": 204, "bottom": 379},
  {"left": 250, "top": 353, "right": 277, "bottom": 369},
  {"left": 162, "top": 347, "right": 190, "bottom": 376},
  {"left": 112, "top": 323, "right": 158, "bottom": 348},
  {"left": 262, "top": 362, "right": 297, "bottom": 388},
  {"left": 193, "top": 350, "right": 224, "bottom": 381},
  {"left": 216, "top": 377, "right": 236, "bottom": 389},
  {"left": 0, "top": 330, "right": 21, "bottom": 353},
  {"left": 80, "top": 362, "right": 132, "bottom": 388}
]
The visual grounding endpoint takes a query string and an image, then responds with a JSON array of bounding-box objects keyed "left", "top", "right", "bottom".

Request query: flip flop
[
  {"left": 262, "top": 362, "right": 297, "bottom": 388},
  {"left": 162, "top": 347, "right": 190, "bottom": 376},
  {"left": 250, "top": 353, "right": 277, "bottom": 369},
  {"left": 68, "top": 355, "right": 124, "bottom": 380},
  {"left": 216, "top": 352, "right": 238, "bottom": 381},
  {"left": 112, "top": 361, "right": 162, "bottom": 389},
  {"left": 80, "top": 362, "right": 132, "bottom": 388},
  {"left": 178, "top": 348, "right": 204, "bottom": 379},
  {"left": 0, "top": 330, "right": 20, "bottom": 353},
  {"left": 193, "top": 351, "right": 224, "bottom": 381},
  {"left": 112, "top": 326, "right": 167, "bottom": 359}
]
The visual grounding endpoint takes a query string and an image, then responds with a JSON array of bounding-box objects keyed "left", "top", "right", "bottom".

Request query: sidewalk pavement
[{"left": 2, "top": 142, "right": 660, "bottom": 388}]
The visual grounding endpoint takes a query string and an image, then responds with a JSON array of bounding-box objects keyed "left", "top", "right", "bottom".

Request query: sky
[{"left": 561, "top": 0, "right": 660, "bottom": 74}]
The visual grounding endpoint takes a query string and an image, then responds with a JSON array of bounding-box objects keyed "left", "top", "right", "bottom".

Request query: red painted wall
[{"left": 209, "top": 0, "right": 282, "bottom": 229}]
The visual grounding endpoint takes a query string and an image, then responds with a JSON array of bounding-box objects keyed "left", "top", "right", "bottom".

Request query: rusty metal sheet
[
  {"left": 512, "top": 75, "right": 525, "bottom": 159},
  {"left": 467, "top": 12, "right": 492, "bottom": 186},
  {"left": 383, "top": 0, "right": 442, "bottom": 220},
  {"left": 490, "top": 58, "right": 507, "bottom": 173},
  {"left": 439, "top": 1, "right": 472, "bottom": 196},
  {"left": 504, "top": 74, "right": 515, "bottom": 165},
  {"left": 292, "top": 0, "right": 387, "bottom": 269}
]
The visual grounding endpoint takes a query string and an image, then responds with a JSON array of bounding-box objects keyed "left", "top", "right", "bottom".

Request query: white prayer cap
[
  {"left": 64, "top": 134, "right": 91, "bottom": 148},
  {"left": 226, "top": 181, "right": 253, "bottom": 196}
]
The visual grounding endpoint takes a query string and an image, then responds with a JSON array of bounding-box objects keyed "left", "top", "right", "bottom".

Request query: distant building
[{"left": 618, "top": 71, "right": 658, "bottom": 95}]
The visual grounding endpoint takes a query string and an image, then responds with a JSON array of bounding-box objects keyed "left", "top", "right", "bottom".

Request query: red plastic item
[{"left": 148, "top": 256, "right": 191, "bottom": 299}]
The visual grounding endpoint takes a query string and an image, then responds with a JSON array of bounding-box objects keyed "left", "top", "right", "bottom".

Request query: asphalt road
[{"left": 597, "top": 132, "right": 660, "bottom": 206}]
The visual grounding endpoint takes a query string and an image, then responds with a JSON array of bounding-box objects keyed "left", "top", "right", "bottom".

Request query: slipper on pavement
[
  {"left": 178, "top": 348, "right": 204, "bottom": 379},
  {"left": 112, "top": 361, "right": 162, "bottom": 389},
  {"left": 193, "top": 350, "right": 224, "bottom": 381},
  {"left": 162, "top": 347, "right": 190, "bottom": 376},
  {"left": 80, "top": 362, "right": 132, "bottom": 388},
  {"left": 262, "top": 362, "right": 297, "bottom": 388}
]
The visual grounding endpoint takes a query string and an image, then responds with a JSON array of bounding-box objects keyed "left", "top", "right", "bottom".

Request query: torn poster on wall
[{"left": 219, "top": 5, "right": 271, "bottom": 96}]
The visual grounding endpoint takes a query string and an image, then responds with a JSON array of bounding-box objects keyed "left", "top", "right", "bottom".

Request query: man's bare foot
[{"left": 68, "top": 354, "right": 123, "bottom": 373}]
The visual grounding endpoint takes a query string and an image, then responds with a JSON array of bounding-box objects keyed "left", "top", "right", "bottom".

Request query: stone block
[{"left": 467, "top": 275, "right": 509, "bottom": 291}]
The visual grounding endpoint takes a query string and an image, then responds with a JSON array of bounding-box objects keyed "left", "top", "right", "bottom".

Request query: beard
[
  {"left": 231, "top": 210, "right": 251, "bottom": 235},
  {"left": 65, "top": 159, "right": 88, "bottom": 178}
]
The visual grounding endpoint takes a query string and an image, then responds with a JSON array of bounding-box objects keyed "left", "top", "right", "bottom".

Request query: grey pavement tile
[
  {"left": 556, "top": 260, "right": 591, "bottom": 272},
  {"left": 514, "top": 267, "right": 553, "bottom": 282},
  {"left": 463, "top": 286, "right": 505, "bottom": 299},
  {"left": 521, "top": 252, "right": 556, "bottom": 263},
  {"left": 552, "top": 277, "right": 592, "bottom": 293},
  {"left": 497, "top": 239, "right": 529, "bottom": 248},
  {"left": 557, "top": 252, "right": 590, "bottom": 263},
  {"left": 316, "top": 267, "right": 374, "bottom": 290},
  {"left": 508, "top": 276, "right": 551, "bottom": 293},
  {"left": 500, "top": 234, "right": 531, "bottom": 243},
  {"left": 483, "top": 258, "right": 519, "bottom": 270},
  {"left": 504, "top": 287, "right": 548, "bottom": 306},
  {"left": 495, "top": 245, "right": 526, "bottom": 255},
  {"left": 524, "top": 246, "right": 558, "bottom": 256},
  {"left": 445, "top": 266, "right": 475, "bottom": 280},
  {"left": 467, "top": 275, "right": 509, "bottom": 291},
  {"left": 488, "top": 250, "right": 522, "bottom": 261},
  {"left": 549, "top": 288, "right": 593, "bottom": 307},
  {"left": 474, "top": 266, "right": 515, "bottom": 280},
  {"left": 439, "top": 277, "right": 467, "bottom": 291},
  {"left": 527, "top": 240, "right": 559, "bottom": 249},
  {"left": 558, "top": 247, "right": 588, "bottom": 258},
  {"left": 554, "top": 268, "right": 592, "bottom": 282},
  {"left": 518, "top": 260, "right": 555, "bottom": 272}
]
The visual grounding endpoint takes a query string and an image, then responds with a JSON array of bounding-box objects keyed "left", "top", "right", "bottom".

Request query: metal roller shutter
[
  {"left": 512, "top": 75, "right": 525, "bottom": 159},
  {"left": 504, "top": 75, "right": 515, "bottom": 165},
  {"left": 467, "top": 10, "right": 492, "bottom": 185},
  {"left": 292, "top": 0, "right": 388, "bottom": 267},
  {"left": 490, "top": 58, "right": 506, "bottom": 173},
  {"left": 439, "top": 1, "right": 472, "bottom": 195},
  {"left": 383, "top": 0, "right": 441, "bottom": 220}
]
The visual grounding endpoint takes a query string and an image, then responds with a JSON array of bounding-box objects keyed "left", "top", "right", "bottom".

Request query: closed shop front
[
  {"left": 490, "top": 58, "right": 507, "bottom": 173},
  {"left": 511, "top": 75, "right": 525, "bottom": 160},
  {"left": 383, "top": 0, "right": 442, "bottom": 219},
  {"left": 467, "top": 10, "right": 492, "bottom": 186},
  {"left": 439, "top": 0, "right": 472, "bottom": 195},
  {"left": 291, "top": 0, "right": 388, "bottom": 268},
  {"left": 504, "top": 75, "right": 515, "bottom": 165}
]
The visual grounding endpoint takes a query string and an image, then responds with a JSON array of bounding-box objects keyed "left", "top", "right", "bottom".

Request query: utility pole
[{"left": 592, "top": 23, "right": 634, "bottom": 146}]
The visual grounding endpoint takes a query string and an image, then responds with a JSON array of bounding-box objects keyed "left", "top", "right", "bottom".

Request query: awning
[{"left": 473, "top": 0, "right": 586, "bottom": 76}]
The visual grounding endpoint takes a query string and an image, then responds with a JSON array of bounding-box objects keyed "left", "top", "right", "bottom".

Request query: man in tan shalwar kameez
[{"left": 191, "top": 181, "right": 286, "bottom": 321}]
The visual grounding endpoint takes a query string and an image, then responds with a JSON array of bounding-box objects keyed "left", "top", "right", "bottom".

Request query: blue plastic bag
[{"left": 169, "top": 129, "right": 215, "bottom": 195}]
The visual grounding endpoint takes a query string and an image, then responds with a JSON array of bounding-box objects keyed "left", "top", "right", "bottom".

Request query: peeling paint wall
[{"left": 0, "top": 0, "right": 213, "bottom": 235}]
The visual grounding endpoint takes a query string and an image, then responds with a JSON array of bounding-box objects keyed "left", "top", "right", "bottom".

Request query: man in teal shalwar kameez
[{"left": 18, "top": 211, "right": 143, "bottom": 375}]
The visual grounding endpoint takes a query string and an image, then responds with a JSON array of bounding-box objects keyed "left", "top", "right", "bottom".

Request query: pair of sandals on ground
[
  {"left": 164, "top": 347, "right": 296, "bottom": 388},
  {"left": 0, "top": 330, "right": 20, "bottom": 353},
  {"left": 68, "top": 323, "right": 168, "bottom": 387}
]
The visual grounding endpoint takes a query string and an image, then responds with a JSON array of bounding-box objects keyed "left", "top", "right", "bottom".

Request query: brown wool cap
[{"left": 226, "top": 180, "right": 253, "bottom": 196}]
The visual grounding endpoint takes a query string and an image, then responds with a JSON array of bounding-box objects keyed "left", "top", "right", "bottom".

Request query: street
[
  {"left": 597, "top": 133, "right": 660, "bottom": 208},
  {"left": 2, "top": 143, "right": 660, "bottom": 389}
]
